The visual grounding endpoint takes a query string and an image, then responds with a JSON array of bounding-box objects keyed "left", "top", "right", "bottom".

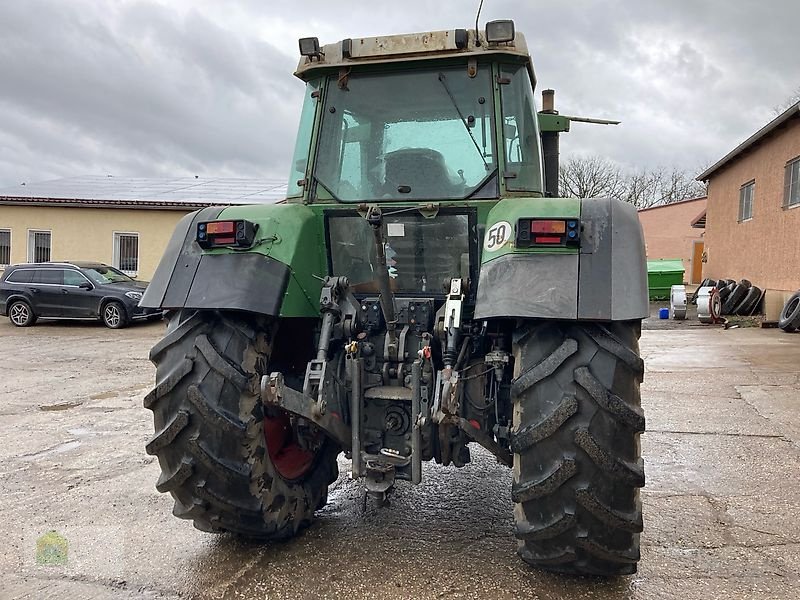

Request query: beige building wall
[
  {"left": 704, "top": 118, "right": 800, "bottom": 319},
  {"left": 0, "top": 205, "right": 192, "bottom": 280},
  {"left": 639, "top": 197, "right": 706, "bottom": 282}
]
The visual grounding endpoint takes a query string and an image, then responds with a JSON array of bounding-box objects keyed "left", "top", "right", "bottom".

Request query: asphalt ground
[{"left": 1, "top": 315, "right": 799, "bottom": 599}]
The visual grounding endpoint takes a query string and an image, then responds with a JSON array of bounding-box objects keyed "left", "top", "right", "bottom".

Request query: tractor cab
[{"left": 286, "top": 22, "right": 545, "bottom": 204}]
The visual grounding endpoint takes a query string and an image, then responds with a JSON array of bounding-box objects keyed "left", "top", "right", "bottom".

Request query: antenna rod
[
  {"left": 563, "top": 115, "right": 621, "bottom": 125},
  {"left": 475, "top": 0, "right": 484, "bottom": 46}
]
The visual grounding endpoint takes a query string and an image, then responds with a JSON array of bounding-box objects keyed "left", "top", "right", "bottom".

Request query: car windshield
[
  {"left": 83, "top": 266, "right": 133, "bottom": 284},
  {"left": 314, "top": 65, "right": 497, "bottom": 202}
]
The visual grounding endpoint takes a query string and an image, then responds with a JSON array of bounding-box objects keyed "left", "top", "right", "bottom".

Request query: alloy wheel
[
  {"left": 104, "top": 304, "right": 122, "bottom": 328},
  {"left": 10, "top": 303, "right": 30, "bottom": 326}
]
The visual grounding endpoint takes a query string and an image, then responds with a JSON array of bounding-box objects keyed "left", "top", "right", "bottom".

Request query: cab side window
[
  {"left": 500, "top": 64, "right": 544, "bottom": 193},
  {"left": 36, "top": 270, "right": 64, "bottom": 285},
  {"left": 64, "top": 270, "right": 87, "bottom": 286}
]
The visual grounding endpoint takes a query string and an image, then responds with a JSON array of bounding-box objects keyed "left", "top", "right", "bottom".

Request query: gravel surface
[{"left": 1, "top": 318, "right": 799, "bottom": 599}]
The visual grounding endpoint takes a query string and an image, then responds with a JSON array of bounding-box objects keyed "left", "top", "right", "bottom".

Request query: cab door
[
  {"left": 63, "top": 269, "right": 99, "bottom": 317},
  {"left": 30, "top": 269, "right": 65, "bottom": 316}
]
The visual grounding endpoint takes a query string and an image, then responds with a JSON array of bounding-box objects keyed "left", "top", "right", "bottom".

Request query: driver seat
[{"left": 383, "top": 148, "right": 452, "bottom": 197}]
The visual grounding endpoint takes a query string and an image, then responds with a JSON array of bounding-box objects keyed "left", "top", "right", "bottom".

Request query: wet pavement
[{"left": 1, "top": 318, "right": 799, "bottom": 599}]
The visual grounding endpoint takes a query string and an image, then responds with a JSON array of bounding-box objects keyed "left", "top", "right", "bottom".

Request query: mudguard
[
  {"left": 474, "top": 197, "right": 648, "bottom": 321},
  {"left": 140, "top": 203, "right": 325, "bottom": 317}
]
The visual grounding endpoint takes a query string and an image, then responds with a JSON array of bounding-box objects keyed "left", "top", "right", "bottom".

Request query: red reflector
[
  {"left": 534, "top": 236, "right": 562, "bottom": 244},
  {"left": 531, "top": 220, "right": 566, "bottom": 234},
  {"left": 207, "top": 221, "right": 235, "bottom": 234},
  {"left": 213, "top": 236, "right": 236, "bottom": 245}
]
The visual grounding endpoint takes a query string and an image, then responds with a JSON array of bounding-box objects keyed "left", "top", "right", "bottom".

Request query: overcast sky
[{"left": 0, "top": 0, "right": 797, "bottom": 189}]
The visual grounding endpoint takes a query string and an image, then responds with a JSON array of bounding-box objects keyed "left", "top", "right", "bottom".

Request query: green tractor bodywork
[{"left": 142, "top": 22, "right": 648, "bottom": 577}]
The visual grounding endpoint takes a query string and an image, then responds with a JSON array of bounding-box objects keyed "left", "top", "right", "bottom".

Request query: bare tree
[
  {"left": 772, "top": 86, "right": 800, "bottom": 116},
  {"left": 558, "top": 156, "right": 626, "bottom": 199},
  {"left": 559, "top": 156, "right": 707, "bottom": 208}
]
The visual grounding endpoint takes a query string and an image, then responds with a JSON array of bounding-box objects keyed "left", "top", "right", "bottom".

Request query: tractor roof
[{"left": 294, "top": 28, "right": 531, "bottom": 81}]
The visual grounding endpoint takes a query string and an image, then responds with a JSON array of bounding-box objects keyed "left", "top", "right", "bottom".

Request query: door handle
[
  {"left": 61, "top": 289, "right": 70, "bottom": 294},
  {"left": 30, "top": 287, "right": 40, "bottom": 293}
]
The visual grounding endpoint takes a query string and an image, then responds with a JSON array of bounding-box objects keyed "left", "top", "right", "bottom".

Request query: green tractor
[{"left": 141, "top": 20, "right": 647, "bottom": 577}]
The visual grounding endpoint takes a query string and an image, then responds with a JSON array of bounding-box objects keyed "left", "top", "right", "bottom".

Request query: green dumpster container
[{"left": 647, "top": 259, "right": 685, "bottom": 301}]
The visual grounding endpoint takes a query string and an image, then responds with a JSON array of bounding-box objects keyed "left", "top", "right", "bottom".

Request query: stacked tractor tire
[
  {"left": 693, "top": 278, "right": 763, "bottom": 317},
  {"left": 778, "top": 290, "right": 800, "bottom": 333}
]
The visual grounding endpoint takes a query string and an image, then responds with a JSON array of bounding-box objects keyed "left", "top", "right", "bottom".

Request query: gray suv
[{"left": 0, "top": 262, "right": 162, "bottom": 328}]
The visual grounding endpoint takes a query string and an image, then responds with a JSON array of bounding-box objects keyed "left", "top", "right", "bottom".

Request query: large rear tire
[
  {"left": 144, "top": 310, "right": 338, "bottom": 538},
  {"left": 511, "top": 321, "right": 645, "bottom": 576}
]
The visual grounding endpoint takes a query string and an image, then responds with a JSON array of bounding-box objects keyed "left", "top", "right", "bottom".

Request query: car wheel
[
  {"left": 9, "top": 300, "right": 37, "bottom": 327},
  {"left": 102, "top": 301, "right": 128, "bottom": 329}
]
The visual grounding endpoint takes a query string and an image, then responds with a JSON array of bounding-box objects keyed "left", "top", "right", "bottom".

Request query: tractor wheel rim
[
  {"left": 11, "top": 304, "right": 28, "bottom": 325},
  {"left": 105, "top": 305, "right": 120, "bottom": 327},
  {"left": 263, "top": 409, "right": 318, "bottom": 480}
]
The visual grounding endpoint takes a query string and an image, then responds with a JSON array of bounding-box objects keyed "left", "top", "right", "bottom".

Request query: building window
[
  {"left": 0, "top": 229, "right": 10, "bottom": 266},
  {"left": 738, "top": 181, "right": 754, "bottom": 222},
  {"left": 114, "top": 232, "right": 139, "bottom": 275},
  {"left": 28, "top": 230, "right": 51, "bottom": 262},
  {"left": 784, "top": 157, "right": 800, "bottom": 208}
]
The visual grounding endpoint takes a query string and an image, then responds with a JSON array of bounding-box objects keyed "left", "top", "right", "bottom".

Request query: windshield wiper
[{"left": 437, "top": 72, "right": 490, "bottom": 171}]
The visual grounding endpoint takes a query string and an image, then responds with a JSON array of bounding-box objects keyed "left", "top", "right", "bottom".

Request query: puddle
[
  {"left": 67, "top": 427, "right": 92, "bottom": 436},
  {"left": 39, "top": 401, "right": 84, "bottom": 411},
  {"left": 20, "top": 440, "right": 82, "bottom": 461},
  {"left": 89, "top": 384, "right": 149, "bottom": 401}
]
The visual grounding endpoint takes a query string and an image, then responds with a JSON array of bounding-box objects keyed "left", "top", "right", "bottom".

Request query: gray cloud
[{"left": 0, "top": 0, "right": 798, "bottom": 188}]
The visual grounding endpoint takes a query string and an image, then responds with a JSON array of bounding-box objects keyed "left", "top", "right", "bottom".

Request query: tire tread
[
  {"left": 512, "top": 321, "right": 644, "bottom": 577},
  {"left": 145, "top": 310, "right": 338, "bottom": 539}
]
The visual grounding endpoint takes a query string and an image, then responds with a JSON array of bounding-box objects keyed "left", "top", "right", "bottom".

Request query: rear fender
[
  {"left": 140, "top": 204, "right": 325, "bottom": 317},
  {"left": 474, "top": 197, "right": 648, "bottom": 321},
  {"left": 2, "top": 292, "right": 36, "bottom": 316}
]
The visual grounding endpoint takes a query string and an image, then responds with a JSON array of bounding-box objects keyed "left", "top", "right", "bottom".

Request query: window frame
[
  {"left": 323, "top": 206, "right": 480, "bottom": 302},
  {"left": 0, "top": 228, "right": 11, "bottom": 267},
  {"left": 784, "top": 156, "right": 800, "bottom": 209},
  {"left": 738, "top": 180, "right": 755, "bottom": 223},
  {"left": 312, "top": 63, "right": 500, "bottom": 203},
  {"left": 113, "top": 231, "right": 140, "bottom": 276},
  {"left": 32, "top": 268, "right": 65, "bottom": 285},
  {"left": 498, "top": 62, "right": 545, "bottom": 194},
  {"left": 27, "top": 229, "right": 52, "bottom": 263},
  {"left": 5, "top": 267, "right": 35, "bottom": 284}
]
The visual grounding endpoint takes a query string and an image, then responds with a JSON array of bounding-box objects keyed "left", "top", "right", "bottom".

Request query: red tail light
[
  {"left": 516, "top": 218, "right": 581, "bottom": 248},
  {"left": 197, "top": 220, "right": 258, "bottom": 249},
  {"left": 531, "top": 220, "right": 566, "bottom": 234}
]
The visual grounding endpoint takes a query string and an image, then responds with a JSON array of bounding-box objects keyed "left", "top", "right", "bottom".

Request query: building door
[{"left": 691, "top": 240, "right": 704, "bottom": 284}]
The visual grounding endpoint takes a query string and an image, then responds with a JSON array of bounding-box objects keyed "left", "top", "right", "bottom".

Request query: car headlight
[{"left": 125, "top": 291, "right": 143, "bottom": 301}]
